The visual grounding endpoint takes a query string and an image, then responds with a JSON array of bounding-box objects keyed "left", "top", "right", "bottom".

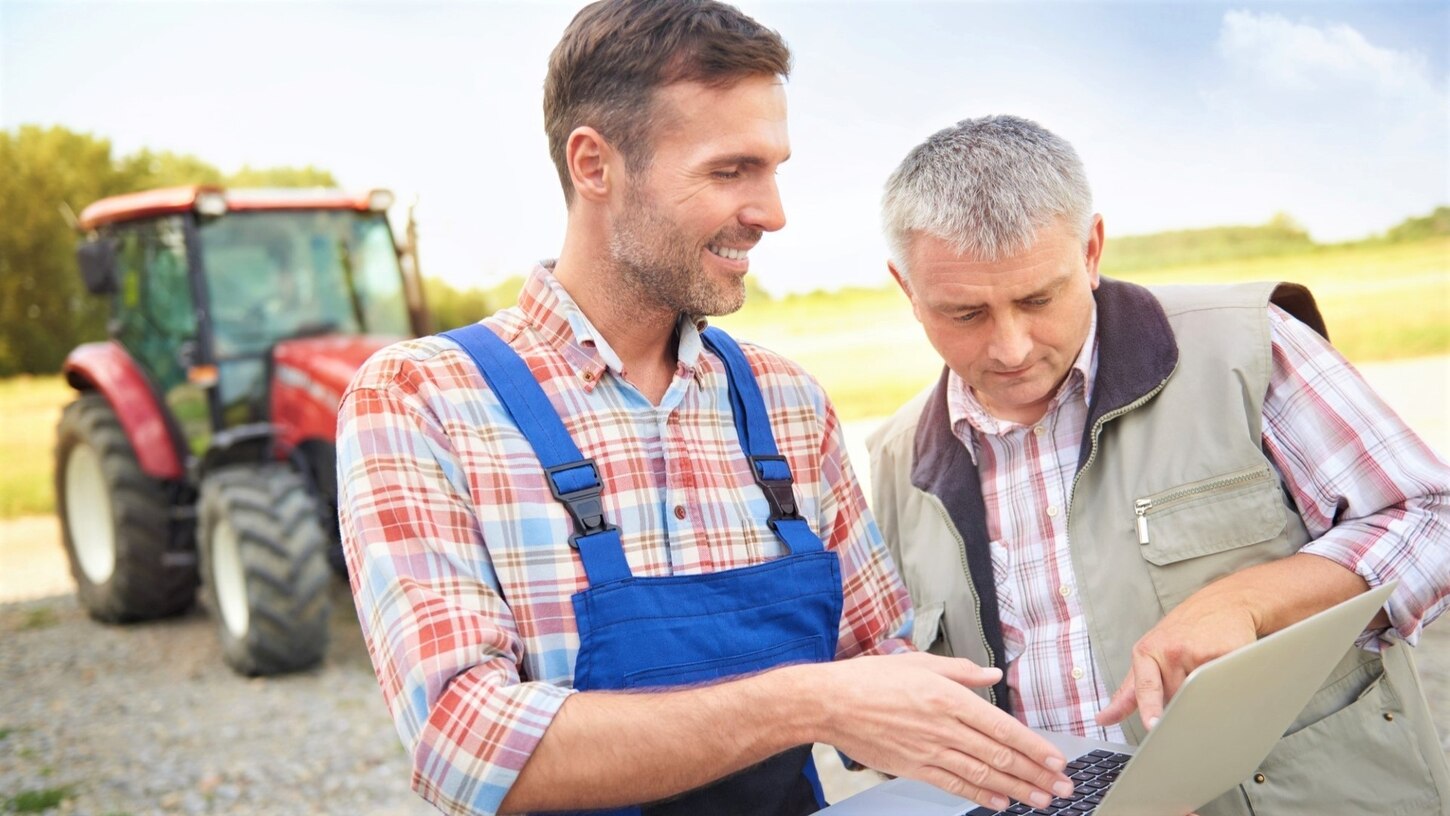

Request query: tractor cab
[{"left": 58, "top": 186, "right": 429, "bottom": 675}]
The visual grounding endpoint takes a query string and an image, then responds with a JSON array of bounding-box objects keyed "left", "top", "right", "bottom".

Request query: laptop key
[
  {"left": 1007, "top": 804, "right": 1033, "bottom": 814},
  {"left": 963, "top": 807, "right": 1004, "bottom": 816}
]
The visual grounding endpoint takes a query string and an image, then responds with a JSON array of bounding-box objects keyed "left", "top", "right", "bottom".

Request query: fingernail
[
  {"left": 1054, "top": 781, "right": 1076, "bottom": 798},
  {"left": 991, "top": 795, "right": 1010, "bottom": 809},
  {"left": 1147, "top": 716, "right": 1160, "bottom": 730},
  {"left": 1030, "top": 791, "right": 1052, "bottom": 807},
  {"left": 1044, "top": 755, "right": 1066, "bottom": 771}
]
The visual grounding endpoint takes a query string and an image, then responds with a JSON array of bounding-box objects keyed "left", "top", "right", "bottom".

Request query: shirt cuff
[{"left": 413, "top": 678, "right": 576, "bottom": 816}]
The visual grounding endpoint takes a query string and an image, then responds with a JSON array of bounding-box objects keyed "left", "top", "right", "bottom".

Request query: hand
[
  {"left": 1095, "top": 585, "right": 1259, "bottom": 732},
  {"left": 817, "top": 652, "right": 1075, "bottom": 812}
]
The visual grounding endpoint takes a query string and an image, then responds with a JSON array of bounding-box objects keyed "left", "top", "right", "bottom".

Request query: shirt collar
[
  {"left": 947, "top": 304, "right": 1100, "bottom": 460},
  {"left": 518, "top": 262, "right": 709, "bottom": 391}
]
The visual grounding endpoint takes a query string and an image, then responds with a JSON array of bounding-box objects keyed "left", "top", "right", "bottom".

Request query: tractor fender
[{"left": 63, "top": 341, "right": 185, "bottom": 480}]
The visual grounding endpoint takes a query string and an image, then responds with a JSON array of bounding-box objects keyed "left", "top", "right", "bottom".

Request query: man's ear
[
  {"left": 887, "top": 260, "right": 921, "bottom": 322},
  {"left": 566, "top": 126, "right": 615, "bottom": 204},
  {"left": 1085, "top": 214, "right": 1105, "bottom": 289}
]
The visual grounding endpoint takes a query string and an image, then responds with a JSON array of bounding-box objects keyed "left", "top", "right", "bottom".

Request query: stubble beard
[{"left": 607, "top": 185, "right": 756, "bottom": 319}]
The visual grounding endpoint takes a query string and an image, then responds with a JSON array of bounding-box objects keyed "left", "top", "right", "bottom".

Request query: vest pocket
[
  {"left": 1133, "top": 466, "right": 1291, "bottom": 612},
  {"left": 1239, "top": 648, "right": 1442, "bottom": 815}
]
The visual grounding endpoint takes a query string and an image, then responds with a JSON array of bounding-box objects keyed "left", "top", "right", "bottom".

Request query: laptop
[{"left": 819, "top": 582, "right": 1396, "bottom": 816}]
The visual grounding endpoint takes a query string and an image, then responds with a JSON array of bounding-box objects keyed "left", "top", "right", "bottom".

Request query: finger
[
  {"left": 951, "top": 700, "right": 1070, "bottom": 781},
  {"left": 919, "top": 654, "right": 1004, "bottom": 688},
  {"left": 1095, "top": 669, "right": 1138, "bottom": 727},
  {"left": 926, "top": 748, "right": 1068, "bottom": 812},
  {"left": 1133, "top": 651, "right": 1166, "bottom": 730}
]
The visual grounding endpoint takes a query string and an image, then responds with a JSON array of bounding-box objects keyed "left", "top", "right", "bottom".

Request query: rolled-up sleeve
[
  {"left": 1262, "top": 306, "right": 1450, "bottom": 646},
  {"left": 337, "top": 355, "right": 573, "bottom": 816}
]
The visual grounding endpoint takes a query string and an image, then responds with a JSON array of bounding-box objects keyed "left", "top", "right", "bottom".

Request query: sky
[{"left": 3, "top": 0, "right": 1447, "bottom": 295}]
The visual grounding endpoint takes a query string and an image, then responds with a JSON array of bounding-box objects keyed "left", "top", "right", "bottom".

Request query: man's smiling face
[{"left": 608, "top": 74, "right": 790, "bottom": 317}]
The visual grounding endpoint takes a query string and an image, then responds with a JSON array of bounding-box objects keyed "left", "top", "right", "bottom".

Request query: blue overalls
[{"left": 442, "top": 323, "right": 844, "bottom": 816}]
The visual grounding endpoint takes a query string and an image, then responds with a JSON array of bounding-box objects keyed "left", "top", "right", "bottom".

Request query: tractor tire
[
  {"left": 198, "top": 464, "right": 332, "bottom": 676},
  {"left": 55, "top": 393, "right": 197, "bottom": 622}
]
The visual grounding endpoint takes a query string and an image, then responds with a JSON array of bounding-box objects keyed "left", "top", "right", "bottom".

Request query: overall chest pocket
[{"left": 1133, "top": 465, "right": 1293, "bottom": 613}]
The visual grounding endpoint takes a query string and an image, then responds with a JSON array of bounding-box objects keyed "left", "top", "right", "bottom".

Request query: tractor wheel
[
  {"left": 55, "top": 393, "right": 197, "bottom": 621},
  {"left": 198, "top": 464, "right": 331, "bottom": 676}
]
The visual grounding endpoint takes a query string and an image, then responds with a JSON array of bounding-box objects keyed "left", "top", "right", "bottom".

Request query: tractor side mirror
[{"left": 77, "top": 238, "right": 118, "bottom": 295}]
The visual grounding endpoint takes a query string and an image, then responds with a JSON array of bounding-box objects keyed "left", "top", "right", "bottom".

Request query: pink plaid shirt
[
  {"left": 948, "top": 304, "right": 1450, "bottom": 741},
  {"left": 337, "top": 265, "right": 912, "bottom": 815}
]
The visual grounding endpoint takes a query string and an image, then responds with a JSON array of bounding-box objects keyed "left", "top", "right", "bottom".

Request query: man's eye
[
  {"left": 712, "top": 169, "right": 741, "bottom": 180},
  {"left": 954, "top": 311, "right": 982, "bottom": 324},
  {"left": 1023, "top": 298, "right": 1051, "bottom": 308}
]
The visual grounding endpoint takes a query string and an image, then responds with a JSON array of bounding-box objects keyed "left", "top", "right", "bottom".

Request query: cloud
[{"left": 1217, "top": 10, "right": 1437, "bottom": 98}]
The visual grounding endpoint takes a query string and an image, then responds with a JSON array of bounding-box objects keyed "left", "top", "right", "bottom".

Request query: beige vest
[{"left": 868, "top": 280, "right": 1449, "bottom": 815}]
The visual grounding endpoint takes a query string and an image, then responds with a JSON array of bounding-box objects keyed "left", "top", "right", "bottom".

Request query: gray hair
[{"left": 881, "top": 115, "right": 1093, "bottom": 273}]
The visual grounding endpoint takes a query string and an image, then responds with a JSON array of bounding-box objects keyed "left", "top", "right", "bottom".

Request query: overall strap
[
  {"left": 700, "top": 327, "right": 822, "bottom": 555},
  {"left": 441, "top": 323, "right": 632, "bottom": 585}
]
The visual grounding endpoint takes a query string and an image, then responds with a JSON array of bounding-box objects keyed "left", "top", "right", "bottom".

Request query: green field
[
  {"left": 2, "top": 236, "right": 1446, "bottom": 520},
  {"left": 0, "top": 375, "right": 72, "bottom": 519}
]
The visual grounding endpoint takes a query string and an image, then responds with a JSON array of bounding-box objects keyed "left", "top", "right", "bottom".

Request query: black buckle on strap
[
  {"left": 546, "top": 460, "right": 617, "bottom": 548},
  {"left": 750, "top": 455, "right": 802, "bottom": 522}
]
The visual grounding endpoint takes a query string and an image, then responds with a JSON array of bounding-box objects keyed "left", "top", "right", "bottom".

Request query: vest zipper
[
  {"left": 928, "top": 497, "right": 997, "bottom": 708},
  {"left": 1133, "top": 465, "right": 1274, "bottom": 545}
]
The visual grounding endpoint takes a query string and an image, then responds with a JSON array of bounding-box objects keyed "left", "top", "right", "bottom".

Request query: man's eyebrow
[
  {"left": 706, "top": 152, "right": 791, "bottom": 168},
  {"left": 932, "top": 270, "right": 1076, "bottom": 313},
  {"left": 1015, "top": 272, "right": 1074, "bottom": 302}
]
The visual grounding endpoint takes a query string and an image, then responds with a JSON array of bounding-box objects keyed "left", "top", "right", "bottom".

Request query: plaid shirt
[
  {"left": 949, "top": 304, "right": 1450, "bottom": 741},
  {"left": 337, "top": 265, "right": 912, "bottom": 816}
]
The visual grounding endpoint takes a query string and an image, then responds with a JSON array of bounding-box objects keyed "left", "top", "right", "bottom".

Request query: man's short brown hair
[{"left": 543, "top": 0, "right": 791, "bottom": 205}]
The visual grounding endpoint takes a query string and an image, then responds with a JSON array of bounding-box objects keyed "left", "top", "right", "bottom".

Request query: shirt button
[
  {"left": 1033, "top": 425, "right": 1047, "bottom": 437},
  {"left": 673, "top": 505, "right": 687, "bottom": 520},
  {"left": 581, "top": 370, "right": 596, "bottom": 382},
  {"left": 1046, "top": 505, "right": 1059, "bottom": 517},
  {"left": 1059, "top": 585, "right": 1073, "bottom": 597},
  {"left": 1071, "top": 667, "right": 1084, "bottom": 680}
]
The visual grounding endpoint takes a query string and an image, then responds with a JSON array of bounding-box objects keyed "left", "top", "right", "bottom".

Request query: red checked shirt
[
  {"left": 948, "top": 305, "right": 1450, "bottom": 742},
  {"left": 336, "top": 265, "right": 912, "bottom": 816}
]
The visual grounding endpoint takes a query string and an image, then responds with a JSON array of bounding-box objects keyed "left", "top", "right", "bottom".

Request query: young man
[
  {"left": 869, "top": 114, "right": 1450, "bottom": 815},
  {"left": 336, "top": 5, "right": 1073, "bottom": 815}
]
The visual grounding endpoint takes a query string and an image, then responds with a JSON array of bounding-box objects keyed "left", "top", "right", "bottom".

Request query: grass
[
  {"left": 19, "top": 608, "right": 59, "bottom": 631},
  {"left": 716, "top": 235, "right": 1450, "bottom": 420},
  {"left": 4, "top": 787, "right": 73, "bottom": 813},
  {"left": 0, "top": 237, "right": 1445, "bottom": 519},
  {"left": 0, "top": 376, "right": 71, "bottom": 518}
]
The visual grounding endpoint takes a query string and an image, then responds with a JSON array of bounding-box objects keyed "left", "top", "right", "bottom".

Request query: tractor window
[
  {"left": 198, "top": 210, "right": 409, "bottom": 359},
  {"left": 111, "top": 216, "right": 197, "bottom": 399}
]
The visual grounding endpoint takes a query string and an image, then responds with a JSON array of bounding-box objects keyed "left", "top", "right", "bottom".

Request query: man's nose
[
  {"left": 741, "top": 176, "right": 786, "bottom": 233},
  {"left": 988, "top": 314, "right": 1033, "bottom": 368}
]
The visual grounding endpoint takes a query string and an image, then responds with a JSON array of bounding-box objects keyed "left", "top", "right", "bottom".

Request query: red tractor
[{"left": 55, "top": 186, "right": 428, "bottom": 675}]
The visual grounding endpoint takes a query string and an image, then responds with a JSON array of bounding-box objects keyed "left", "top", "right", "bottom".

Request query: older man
[
  {"left": 336, "top": 6, "right": 1075, "bottom": 816},
  {"left": 868, "top": 115, "right": 1450, "bottom": 815}
]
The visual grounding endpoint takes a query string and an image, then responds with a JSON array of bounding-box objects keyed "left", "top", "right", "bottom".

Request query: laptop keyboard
[{"left": 963, "top": 748, "right": 1132, "bottom": 815}]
